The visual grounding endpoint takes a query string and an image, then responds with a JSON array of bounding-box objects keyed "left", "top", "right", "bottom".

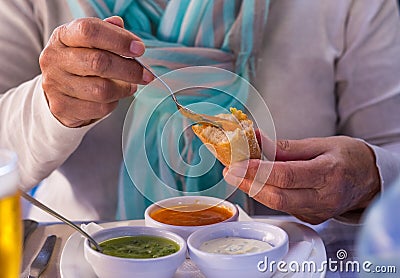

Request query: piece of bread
[{"left": 192, "top": 108, "right": 261, "bottom": 166}]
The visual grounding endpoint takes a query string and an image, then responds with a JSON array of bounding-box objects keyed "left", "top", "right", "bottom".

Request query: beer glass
[{"left": 0, "top": 149, "right": 22, "bottom": 278}]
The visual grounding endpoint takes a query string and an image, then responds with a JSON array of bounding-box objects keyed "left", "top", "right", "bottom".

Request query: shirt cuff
[{"left": 365, "top": 141, "right": 400, "bottom": 193}]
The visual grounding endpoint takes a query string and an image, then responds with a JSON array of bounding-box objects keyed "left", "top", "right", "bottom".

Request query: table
[{"left": 20, "top": 216, "right": 362, "bottom": 278}]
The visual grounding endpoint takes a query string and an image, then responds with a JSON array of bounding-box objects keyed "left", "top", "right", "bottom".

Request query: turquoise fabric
[{"left": 66, "top": 0, "right": 270, "bottom": 219}]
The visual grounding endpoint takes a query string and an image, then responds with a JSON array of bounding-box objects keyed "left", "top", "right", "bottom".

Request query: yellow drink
[
  {"left": 0, "top": 149, "right": 22, "bottom": 278},
  {"left": 0, "top": 193, "right": 22, "bottom": 277}
]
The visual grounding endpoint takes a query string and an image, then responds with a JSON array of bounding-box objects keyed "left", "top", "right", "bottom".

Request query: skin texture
[
  {"left": 39, "top": 16, "right": 153, "bottom": 127},
  {"left": 223, "top": 130, "right": 380, "bottom": 224}
]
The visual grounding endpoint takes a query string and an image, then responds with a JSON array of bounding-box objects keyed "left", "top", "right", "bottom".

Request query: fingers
[
  {"left": 101, "top": 16, "right": 155, "bottom": 84},
  {"left": 103, "top": 16, "right": 124, "bottom": 28},
  {"left": 275, "top": 137, "right": 327, "bottom": 161},
  {"left": 41, "top": 67, "right": 135, "bottom": 126},
  {"left": 44, "top": 73, "right": 135, "bottom": 103},
  {"left": 224, "top": 136, "right": 380, "bottom": 224},
  {"left": 39, "top": 17, "right": 155, "bottom": 127},
  {"left": 223, "top": 171, "right": 319, "bottom": 212},
  {"left": 227, "top": 134, "right": 333, "bottom": 191},
  {"left": 223, "top": 170, "right": 328, "bottom": 224},
  {"left": 59, "top": 47, "right": 151, "bottom": 84},
  {"left": 45, "top": 18, "right": 154, "bottom": 84},
  {"left": 226, "top": 156, "right": 329, "bottom": 190},
  {"left": 56, "top": 17, "right": 145, "bottom": 57},
  {"left": 255, "top": 129, "right": 276, "bottom": 160},
  {"left": 46, "top": 92, "right": 119, "bottom": 128},
  {"left": 255, "top": 129, "right": 327, "bottom": 161}
]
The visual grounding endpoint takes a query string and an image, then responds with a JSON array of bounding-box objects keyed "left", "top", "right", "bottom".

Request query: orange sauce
[{"left": 150, "top": 204, "right": 233, "bottom": 226}]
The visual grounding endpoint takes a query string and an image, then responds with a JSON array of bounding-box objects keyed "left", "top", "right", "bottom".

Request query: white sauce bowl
[{"left": 187, "top": 221, "right": 289, "bottom": 278}]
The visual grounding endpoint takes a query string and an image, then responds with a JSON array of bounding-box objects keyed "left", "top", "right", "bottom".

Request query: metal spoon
[
  {"left": 135, "top": 58, "right": 242, "bottom": 131},
  {"left": 20, "top": 191, "right": 103, "bottom": 253}
]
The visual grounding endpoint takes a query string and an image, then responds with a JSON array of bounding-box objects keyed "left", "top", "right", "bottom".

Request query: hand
[
  {"left": 223, "top": 131, "right": 380, "bottom": 224},
  {"left": 39, "top": 16, "right": 153, "bottom": 127}
]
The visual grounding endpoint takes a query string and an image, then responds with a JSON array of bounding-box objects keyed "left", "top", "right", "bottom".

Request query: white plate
[{"left": 60, "top": 217, "right": 326, "bottom": 278}]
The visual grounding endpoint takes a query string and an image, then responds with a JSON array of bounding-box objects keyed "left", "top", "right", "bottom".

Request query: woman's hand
[
  {"left": 39, "top": 16, "right": 153, "bottom": 127},
  {"left": 223, "top": 131, "right": 380, "bottom": 224}
]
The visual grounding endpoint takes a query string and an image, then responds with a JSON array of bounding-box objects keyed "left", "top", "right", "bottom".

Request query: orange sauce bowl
[{"left": 144, "top": 196, "right": 239, "bottom": 240}]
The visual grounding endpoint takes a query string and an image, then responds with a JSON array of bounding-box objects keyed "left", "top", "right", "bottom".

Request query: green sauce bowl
[{"left": 84, "top": 226, "right": 186, "bottom": 278}]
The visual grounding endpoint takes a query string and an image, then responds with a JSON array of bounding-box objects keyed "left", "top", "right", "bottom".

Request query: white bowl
[
  {"left": 144, "top": 196, "right": 239, "bottom": 240},
  {"left": 187, "top": 221, "right": 289, "bottom": 278},
  {"left": 83, "top": 226, "right": 186, "bottom": 278}
]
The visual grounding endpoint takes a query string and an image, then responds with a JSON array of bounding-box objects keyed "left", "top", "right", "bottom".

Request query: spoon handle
[
  {"left": 134, "top": 58, "right": 177, "bottom": 99},
  {"left": 134, "top": 58, "right": 241, "bottom": 131},
  {"left": 20, "top": 191, "right": 102, "bottom": 252}
]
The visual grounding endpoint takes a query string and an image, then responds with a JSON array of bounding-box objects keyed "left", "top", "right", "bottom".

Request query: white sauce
[{"left": 199, "top": 237, "right": 273, "bottom": 255}]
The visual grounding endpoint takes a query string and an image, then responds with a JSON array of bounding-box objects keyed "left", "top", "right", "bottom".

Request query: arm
[
  {"left": 335, "top": 0, "right": 400, "bottom": 191},
  {"left": 0, "top": 77, "right": 94, "bottom": 189},
  {"left": 0, "top": 1, "right": 150, "bottom": 190},
  {"left": 332, "top": 0, "right": 400, "bottom": 222},
  {"left": 224, "top": 0, "right": 400, "bottom": 224},
  {"left": 0, "top": 0, "right": 92, "bottom": 189}
]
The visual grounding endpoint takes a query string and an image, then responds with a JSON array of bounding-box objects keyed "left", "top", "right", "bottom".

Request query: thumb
[
  {"left": 104, "top": 16, "right": 124, "bottom": 28},
  {"left": 255, "top": 129, "right": 276, "bottom": 160}
]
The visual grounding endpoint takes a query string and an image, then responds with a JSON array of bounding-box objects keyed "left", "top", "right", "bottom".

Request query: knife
[
  {"left": 23, "top": 219, "right": 39, "bottom": 246},
  {"left": 28, "top": 235, "right": 57, "bottom": 278}
]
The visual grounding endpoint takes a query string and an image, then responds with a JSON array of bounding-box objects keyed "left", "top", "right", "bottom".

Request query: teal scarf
[{"left": 66, "top": 0, "right": 270, "bottom": 219}]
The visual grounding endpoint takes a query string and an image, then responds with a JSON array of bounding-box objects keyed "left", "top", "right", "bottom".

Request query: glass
[
  {"left": 0, "top": 149, "right": 22, "bottom": 278},
  {"left": 356, "top": 178, "right": 400, "bottom": 277}
]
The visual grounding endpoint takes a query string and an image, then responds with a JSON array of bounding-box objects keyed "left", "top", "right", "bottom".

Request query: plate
[{"left": 60, "top": 215, "right": 326, "bottom": 277}]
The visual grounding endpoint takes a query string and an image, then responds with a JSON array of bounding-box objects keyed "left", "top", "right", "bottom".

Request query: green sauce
[{"left": 99, "top": 235, "right": 180, "bottom": 259}]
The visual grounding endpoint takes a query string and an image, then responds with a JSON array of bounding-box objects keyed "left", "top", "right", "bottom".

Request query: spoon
[
  {"left": 135, "top": 58, "right": 242, "bottom": 131},
  {"left": 20, "top": 191, "right": 103, "bottom": 253}
]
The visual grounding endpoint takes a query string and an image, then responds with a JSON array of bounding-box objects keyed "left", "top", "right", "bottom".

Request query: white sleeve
[
  {"left": 335, "top": 0, "right": 400, "bottom": 192},
  {"left": 0, "top": 0, "right": 96, "bottom": 189},
  {"left": 367, "top": 143, "right": 400, "bottom": 193},
  {"left": 0, "top": 76, "right": 96, "bottom": 190},
  {"left": 332, "top": 0, "right": 400, "bottom": 223}
]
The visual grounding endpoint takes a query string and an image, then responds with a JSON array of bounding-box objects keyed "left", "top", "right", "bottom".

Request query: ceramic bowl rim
[{"left": 144, "top": 196, "right": 239, "bottom": 229}]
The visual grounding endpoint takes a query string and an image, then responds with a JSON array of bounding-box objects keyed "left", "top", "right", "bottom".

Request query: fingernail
[
  {"left": 130, "top": 41, "right": 144, "bottom": 55},
  {"left": 130, "top": 84, "right": 137, "bottom": 95},
  {"left": 104, "top": 16, "right": 124, "bottom": 28},
  {"left": 142, "top": 70, "right": 154, "bottom": 83}
]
